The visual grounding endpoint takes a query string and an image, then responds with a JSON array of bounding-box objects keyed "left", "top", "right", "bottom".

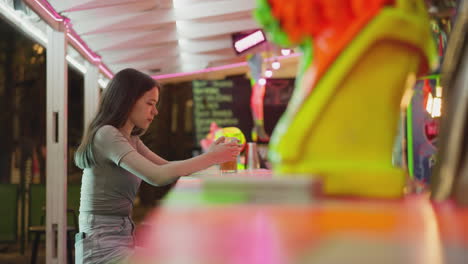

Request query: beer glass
[{"left": 220, "top": 137, "right": 238, "bottom": 173}]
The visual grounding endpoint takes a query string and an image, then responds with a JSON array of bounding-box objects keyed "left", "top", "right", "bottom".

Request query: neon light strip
[
  {"left": 0, "top": 5, "right": 92, "bottom": 76},
  {"left": 34, "top": 0, "right": 62, "bottom": 22},
  {"left": 67, "top": 31, "right": 101, "bottom": 63},
  {"left": 407, "top": 101, "right": 414, "bottom": 179},
  {"left": 99, "top": 64, "right": 113, "bottom": 79},
  {"left": 265, "top": 53, "right": 299, "bottom": 61},
  {"left": 153, "top": 53, "right": 300, "bottom": 80},
  {"left": 154, "top": 62, "right": 247, "bottom": 79},
  {"left": 0, "top": 2, "right": 47, "bottom": 45},
  {"left": 31, "top": 0, "right": 113, "bottom": 78}
]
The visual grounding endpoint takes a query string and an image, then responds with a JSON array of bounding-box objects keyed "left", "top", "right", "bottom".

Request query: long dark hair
[{"left": 75, "top": 68, "right": 160, "bottom": 169}]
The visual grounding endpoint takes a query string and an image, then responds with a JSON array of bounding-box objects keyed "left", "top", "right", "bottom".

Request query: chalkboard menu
[{"left": 192, "top": 78, "right": 253, "bottom": 147}]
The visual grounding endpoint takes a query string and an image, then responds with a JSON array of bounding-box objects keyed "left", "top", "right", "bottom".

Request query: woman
[{"left": 74, "top": 68, "right": 240, "bottom": 263}]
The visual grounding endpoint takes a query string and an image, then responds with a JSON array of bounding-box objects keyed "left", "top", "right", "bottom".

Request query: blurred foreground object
[
  {"left": 247, "top": 54, "right": 271, "bottom": 143},
  {"left": 256, "top": 0, "right": 437, "bottom": 198},
  {"left": 431, "top": 0, "right": 468, "bottom": 203}
]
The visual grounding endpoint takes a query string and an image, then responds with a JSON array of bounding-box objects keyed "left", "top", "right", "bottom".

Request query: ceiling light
[
  {"left": 272, "top": 60, "right": 280, "bottom": 70},
  {"left": 281, "top": 49, "right": 292, "bottom": 56},
  {"left": 233, "top": 29, "right": 267, "bottom": 55},
  {"left": 258, "top": 78, "right": 266, "bottom": 85}
]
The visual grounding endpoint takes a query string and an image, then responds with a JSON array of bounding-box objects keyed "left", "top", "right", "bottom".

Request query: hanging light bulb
[
  {"left": 272, "top": 59, "right": 281, "bottom": 70},
  {"left": 281, "top": 49, "right": 291, "bottom": 56},
  {"left": 258, "top": 77, "right": 266, "bottom": 85},
  {"left": 265, "top": 68, "right": 273, "bottom": 78}
]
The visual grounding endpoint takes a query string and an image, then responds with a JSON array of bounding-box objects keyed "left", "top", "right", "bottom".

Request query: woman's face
[{"left": 128, "top": 86, "right": 159, "bottom": 130}]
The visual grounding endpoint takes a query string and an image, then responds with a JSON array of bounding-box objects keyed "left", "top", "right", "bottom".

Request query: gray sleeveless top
[{"left": 79, "top": 125, "right": 153, "bottom": 216}]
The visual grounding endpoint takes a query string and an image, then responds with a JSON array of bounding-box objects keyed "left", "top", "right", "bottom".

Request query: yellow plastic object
[{"left": 269, "top": 1, "right": 436, "bottom": 198}]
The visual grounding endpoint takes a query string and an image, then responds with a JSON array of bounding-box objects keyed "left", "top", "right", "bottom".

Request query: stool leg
[
  {"left": 31, "top": 232, "right": 41, "bottom": 264},
  {"left": 67, "top": 232, "right": 73, "bottom": 264}
]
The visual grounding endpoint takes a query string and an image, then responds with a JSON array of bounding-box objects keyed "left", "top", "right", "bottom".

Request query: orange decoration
[{"left": 268, "top": 0, "right": 394, "bottom": 84}]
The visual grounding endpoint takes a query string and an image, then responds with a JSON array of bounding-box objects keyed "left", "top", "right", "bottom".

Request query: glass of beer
[{"left": 220, "top": 137, "right": 238, "bottom": 174}]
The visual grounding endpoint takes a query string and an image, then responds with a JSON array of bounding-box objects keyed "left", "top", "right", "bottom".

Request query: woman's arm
[
  {"left": 120, "top": 139, "right": 239, "bottom": 186},
  {"left": 136, "top": 139, "right": 170, "bottom": 165},
  {"left": 136, "top": 136, "right": 230, "bottom": 166},
  {"left": 95, "top": 126, "right": 238, "bottom": 186}
]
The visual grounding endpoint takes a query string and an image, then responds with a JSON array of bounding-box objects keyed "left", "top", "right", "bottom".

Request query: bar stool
[{"left": 28, "top": 208, "right": 78, "bottom": 264}]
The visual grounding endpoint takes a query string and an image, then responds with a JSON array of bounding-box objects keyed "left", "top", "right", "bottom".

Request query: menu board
[{"left": 192, "top": 79, "right": 253, "bottom": 147}]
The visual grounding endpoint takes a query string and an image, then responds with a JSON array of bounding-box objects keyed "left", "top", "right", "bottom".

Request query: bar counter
[{"left": 130, "top": 169, "right": 468, "bottom": 264}]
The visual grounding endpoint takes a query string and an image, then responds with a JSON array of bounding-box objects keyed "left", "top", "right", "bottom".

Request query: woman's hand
[{"left": 206, "top": 137, "right": 241, "bottom": 164}]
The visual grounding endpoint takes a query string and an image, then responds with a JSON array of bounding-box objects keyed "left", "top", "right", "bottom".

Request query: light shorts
[{"left": 75, "top": 213, "right": 135, "bottom": 264}]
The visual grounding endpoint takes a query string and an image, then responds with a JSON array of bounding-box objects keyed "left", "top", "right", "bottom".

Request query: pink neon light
[
  {"left": 67, "top": 31, "right": 101, "bottom": 63},
  {"left": 34, "top": 0, "right": 62, "bottom": 22},
  {"left": 153, "top": 53, "right": 300, "bottom": 80},
  {"left": 33, "top": 0, "right": 114, "bottom": 79},
  {"left": 265, "top": 52, "right": 298, "bottom": 61},
  {"left": 99, "top": 64, "right": 114, "bottom": 79},
  {"left": 153, "top": 61, "right": 247, "bottom": 80}
]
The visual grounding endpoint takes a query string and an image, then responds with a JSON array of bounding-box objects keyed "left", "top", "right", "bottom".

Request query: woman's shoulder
[
  {"left": 95, "top": 125, "right": 123, "bottom": 142},
  {"left": 96, "top": 125, "right": 119, "bottom": 136},
  {"left": 95, "top": 125, "right": 139, "bottom": 145}
]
